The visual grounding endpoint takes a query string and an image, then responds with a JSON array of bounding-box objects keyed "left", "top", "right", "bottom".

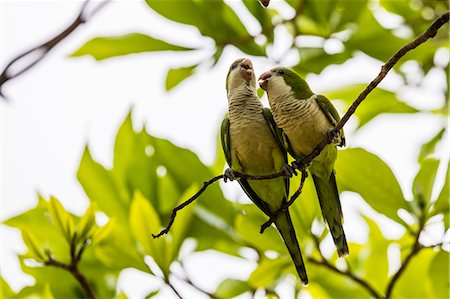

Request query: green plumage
[
  {"left": 261, "top": 67, "right": 349, "bottom": 257},
  {"left": 222, "top": 59, "right": 308, "bottom": 284}
]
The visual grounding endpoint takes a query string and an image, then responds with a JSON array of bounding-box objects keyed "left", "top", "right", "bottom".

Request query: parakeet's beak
[
  {"left": 258, "top": 71, "right": 272, "bottom": 90},
  {"left": 240, "top": 59, "right": 253, "bottom": 81}
]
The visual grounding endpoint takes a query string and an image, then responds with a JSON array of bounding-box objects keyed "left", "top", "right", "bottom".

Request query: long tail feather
[
  {"left": 312, "top": 171, "right": 349, "bottom": 257},
  {"left": 275, "top": 210, "right": 308, "bottom": 284}
]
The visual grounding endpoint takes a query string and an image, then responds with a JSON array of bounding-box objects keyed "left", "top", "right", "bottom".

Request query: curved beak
[
  {"left": 240, "top": 59, "right": 254, "bottom": 81},
  {"left": 258, "top": 71, "right": 272, "bottom": 90}
]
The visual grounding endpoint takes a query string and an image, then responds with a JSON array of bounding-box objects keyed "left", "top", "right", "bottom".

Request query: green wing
[
  {"left": 315, "top": 94, "right": 346, "bottom": 147},
  {"left": 262, "top": 108, "right": 290, "bottom": 197},
  {"left": 220, "top": 116, "right": 272, "bottom": 216},
  {"left": 220, "top": 117, "right": 232, "bottom": 166}
]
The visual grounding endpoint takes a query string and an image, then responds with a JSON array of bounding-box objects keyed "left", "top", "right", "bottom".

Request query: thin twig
[
  {"left": 308, "top": 257, "right": 383, "bottom": 298},
  {"left": 153, "top": 11, "right": 449, "bottom": 239},
  {"left": 165, "top": 278, "right": 183, "bottom": 299},
  {"left": 45, "top": 258, "right": 96, "bottom": 299},
  {"left": 260, "top": 169, "right": 308, "bottom": 233},
  {"left": 172, "top": 265, "right": 219, "bottom": 299},
  {"left": 0, "top": 0, "right": 110, "bottom": 98}
]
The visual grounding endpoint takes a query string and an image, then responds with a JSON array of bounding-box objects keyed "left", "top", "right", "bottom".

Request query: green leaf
[
  {"left": 71, "top": 33, "right": 193, "bottom": 60},
  {"left": 76, "top": 202, "right": 97, "bottom": 243},
  {"left": 429, "top": 250, "right": 450, "bottom": 298},
  {"left": 362, "top": 217, "right": 389, "bottom": 293},
  {"left": 325, "top": 84, "right": 418, "bottom": 129},
  {"left": 335, "top": 148, "right": 408, "bottom": 223},
  {"left": 432, "top": 160, "right": 450, "bottom": 226},
  {"left": 215, "top": 279, "right": 252, "bottom": 298},
  {"left": 419, "top": 128, "right": 445, "bottom": 162},
  {"left": 48, "top": 196, "right": 74, "bottom": 243},
  {"left": 90, "top": 218, "right": 115, "bottom": 246},
  {"left": 165, "top": 65, "right": 197, "bottom": 91},
  {"left": 145, "top": 289, "right": 160, "bottom": 299},
  {"left": 412, "top": 158, "right": 440, "bottom": 214},
  {"left": 1, "top": 276, "right": 15, "bottom": 299},
  {"left": 294, "top": 49, "right": 352, "bottom": 75},
  {"left": 77, "top": 147, "right": 129, "bottom": 224},
  {"left": 129, "top": 191, "right": 169, "bottom": 275},
  {"left": 248, "top": 257, "right": 291, "bottom": 288},
  {"left": 22, "top": 229, "right": 46, "bottom": 261},
  {"left": 235, "top": 204, "right": 285, "bottom": 253}
]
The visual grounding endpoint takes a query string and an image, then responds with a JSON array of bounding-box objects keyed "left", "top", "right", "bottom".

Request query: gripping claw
[
  {"left": 281, "top": 164, "right": 297, "bottom": 178},
  {"left": 327, "top": 128, "right": 340, "bottom": 144},
  {"left": 224, "top": 168, "right": 236, "bottom": 182}
]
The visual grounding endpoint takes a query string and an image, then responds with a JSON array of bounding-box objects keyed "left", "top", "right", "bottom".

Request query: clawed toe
[
  {"left": 281, "top": 164, "right": 297, "bottom": 178},
  {"left": 224, "top": 168, "right": 236, "bottom": 182},
  {"left": 327, "top": 129, "right": 339, "bottom": 144}
]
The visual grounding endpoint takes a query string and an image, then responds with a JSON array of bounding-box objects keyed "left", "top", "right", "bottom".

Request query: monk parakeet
[
  {"left": 258, "top": 67, "right": 349, "bottom": 257},
  {"left": 221, "top": 58, "right": 308, "bottom": 284}
]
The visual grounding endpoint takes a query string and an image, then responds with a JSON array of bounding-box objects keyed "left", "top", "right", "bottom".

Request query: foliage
[{"left": 3, "top": 0, "right": 449, "bottom": 298}]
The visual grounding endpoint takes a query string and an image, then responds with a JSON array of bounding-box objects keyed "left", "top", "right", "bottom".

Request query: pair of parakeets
[{"left": 221, "top": 58, "right": 348, "bottom": 285}]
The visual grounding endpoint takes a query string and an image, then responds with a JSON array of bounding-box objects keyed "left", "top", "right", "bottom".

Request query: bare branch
[{"left": 0, "top": 0, "right": 110, "bottom": 98}]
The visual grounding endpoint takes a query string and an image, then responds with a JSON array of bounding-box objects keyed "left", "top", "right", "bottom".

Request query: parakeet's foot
[
  {"left": 223, "top": 168, "right": 237, "bottom": 182},
  {"left": 281, "top": 164, "right": 297, "bottom": 178},
  {"left": 327, "top": 128, "right": 340, "bottom": 144},
  {"left": 292, "top": 160, "right": 310, "bottom": 171}
]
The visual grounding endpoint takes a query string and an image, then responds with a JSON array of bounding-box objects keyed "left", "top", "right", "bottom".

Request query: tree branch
[
  {"left": 153, "top": 11, "right": 449, "bottom": 240},
  {"left": 0, "top": 0, "right": 110, "bottom": 99}
]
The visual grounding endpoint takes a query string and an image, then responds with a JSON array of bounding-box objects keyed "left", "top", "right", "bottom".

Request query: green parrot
[
  {"left": 258, "top": 67, "right": 349, "bottom": 257},
  {"left": 221, "top": 58, "right": 308, "bottom": 284}
]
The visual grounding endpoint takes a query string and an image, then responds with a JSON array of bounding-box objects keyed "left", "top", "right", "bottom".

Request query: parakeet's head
[
  {"left": 258, "top": 67, "right": 313, "bottom": 100},
  {"left": 226, "top": 58, "right": 256, "bottom": 92}
]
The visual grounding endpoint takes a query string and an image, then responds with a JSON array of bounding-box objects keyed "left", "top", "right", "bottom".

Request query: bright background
[{"left": 1, "top": 1, "right": 448, "bottom": 297}]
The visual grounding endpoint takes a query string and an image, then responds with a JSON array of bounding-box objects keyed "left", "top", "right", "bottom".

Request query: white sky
[{"left": 1, "top": 1, "right": 448, "bottom": 298}]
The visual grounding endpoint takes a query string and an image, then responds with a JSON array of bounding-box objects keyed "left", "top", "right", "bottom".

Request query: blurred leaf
[
  {"left": 432, "top": 160, "right": 450, "bottom": 227},
  {"left": 1, "top": 276, "right": 15, "bottom": 299},
  {"left": 93, "top": 223, "right": 149, "bottom": 273},
  {"left": 418, "top": 128, "right": 445, "bottom": 162},
  {"left": 145, "top": 289, "right": 160, "bottom": 299},
  {"left": 243, "top": 0, "right": 274, "bottom": 38},
  {"left": 21, "top": 229, "right": 46, "bottom": 261},
  {"left": 325, "top": 84, "right": 418, "bottom": 129},
  {"left": 294, "top": 48, "right": 351, "bottom": 75},
  {"left": 48, "top": 196, "right": 74, "bottom": 243},
  {"left": 144, "top": 0, "right": 264, "bottom": 56},
  {"left": 391, "top": 249, "right": 436, "bottom": 298},
  {"left": 335, "top": 148, "right": 408, "bottom": 223},
  {"left": 77, "top": 147, "right": 129, "bottom": 224},
  {"left": 429, "top": 250, "right": 450, "bottom": 298},
  {"left": 346, "top": 11, "right": 407, "bottom": 62},
  {"left": 215, "top": 279, "right": 252, "bottom": 298},
  {"left": 156, "top": 172, "right": 181, "bottom": 215},
  {"left": 248, "top": 257, "right": 291, "bottom": 288},
  {"left": 76, "top": 202, "right": 97, "bottom": 243},
  {"left": 71, "top": 33, "right": 193, "bottom": 60},
  {"left": 235, "top": 204, "right": 285, "bottom": 253},
  {"left": 412, "top": 158, "right": 440, "bottom": 214},
  {"left": 129, "top": 191, "right": 168, "bottom": 275},
  {"left": 165, "top": 64, "right": 197, "bottom": 91},
  {"left": 362, "top": 217, "right": 389, "bottom": 293},
  {"left": 90, "top": 218, "right": 115, "bottom": 246}
]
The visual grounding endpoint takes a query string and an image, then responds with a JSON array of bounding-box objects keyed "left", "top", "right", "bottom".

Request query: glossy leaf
[
  {"left": 215, "top": 279, "right": 252, "bottom": 298},
  {"left": 71, "top": 33, "right": 193, "bottom": 60},
  {"left": 77, "top": 147, "right": 129, "bottom": 224},
  {"left": 412, "top": 158, "right": 440, "bottom": 214},
  {"left": 335, "top": 148, "right": 408, "bottom": 223},
  {"left": 432, "top": 160, "right": 450, "bottom": 227},
  {"left": 165, "top": 65, "right": 197, "bottom": 91},
  {"left": 429, "top": 250, "right": 450, "bottom": 298}
]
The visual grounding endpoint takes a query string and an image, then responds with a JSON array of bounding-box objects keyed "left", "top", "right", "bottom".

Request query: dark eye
[
  {"left": 277, "top": 69, "right": 285, "bottom": 75},
  {"left": 230, "top": 62, "right": 238, "bottom": 71}
]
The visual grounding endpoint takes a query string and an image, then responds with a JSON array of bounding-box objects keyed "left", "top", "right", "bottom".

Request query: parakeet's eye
[
  {"left": 277, "top": 69, "right": 285, "bottom": 75},
  {"left": 230, "top": 62, "right": 238, "bottom": 71}
]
